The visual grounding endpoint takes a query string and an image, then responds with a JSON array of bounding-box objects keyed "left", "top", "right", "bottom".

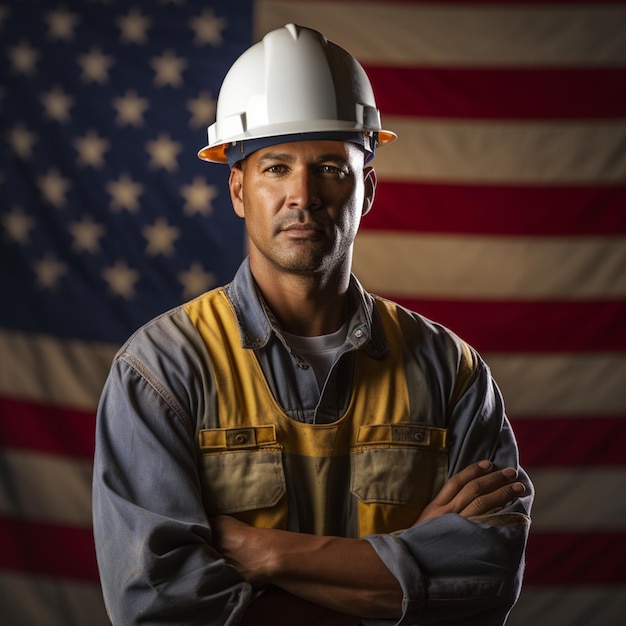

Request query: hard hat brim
[{"left": 197, "top": 129, "right": 397, "bottom": 164}]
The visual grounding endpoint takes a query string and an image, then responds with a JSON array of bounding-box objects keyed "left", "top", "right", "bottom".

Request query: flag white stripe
[
  {"left": 0, "top": 330, "right": 117, "bottom": 409},
  {"left": 353, "top": 233, "right": 626, "bottom": 299},
  {"left": 0, "top": 450, "right": 93, "bottom": 527},
  {"left": 373, "top": 119, "right": 626, "bottom": 184},
  {"left": 257, "top": 1, "right": 626, "bottom": 67},
  {"left": 3, "top": 334, "right": 626, "bottom": 417},
  {"left": 0, "top": 571, "right": 109, "bottom": 626},
  {"left": 529, "top": 469, "right": 626, "bottom": 531},
  {"left": 508, "top": 588, "right": 626, "bottom": 626},
  {"left": 486, "top": 354, "right": 626, "bottom": 417},
  {"left": 3, "top": 448, "right": 626, "bottom": 533}
]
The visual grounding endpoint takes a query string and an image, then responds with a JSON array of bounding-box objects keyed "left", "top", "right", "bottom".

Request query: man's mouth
[{"left": 282, "top": 223, "right": 324, "bottom": 238}]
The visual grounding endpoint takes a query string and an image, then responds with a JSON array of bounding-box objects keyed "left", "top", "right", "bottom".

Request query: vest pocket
[
  {"left": 350, "top": 424, "right": 448, "bottom": 536},
  {"left": 199, "top": 427, "right": 286, "bottom": 522}
]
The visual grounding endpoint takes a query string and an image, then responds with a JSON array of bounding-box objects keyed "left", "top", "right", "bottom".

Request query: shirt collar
[{"left": 226, "top": 258, "right": 389, "bottom": 358}]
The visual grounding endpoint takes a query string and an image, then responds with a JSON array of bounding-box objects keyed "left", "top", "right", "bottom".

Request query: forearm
[
  {"left": 265, "top": 530, "right": 402, "bottom": 617},
  {"left": 210, "top": 517, "right": 403, "bottom": 619}
]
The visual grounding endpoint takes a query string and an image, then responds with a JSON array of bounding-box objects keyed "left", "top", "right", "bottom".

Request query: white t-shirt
[{"left": 282, "top": 321, "right": 349, "bottom": 389}]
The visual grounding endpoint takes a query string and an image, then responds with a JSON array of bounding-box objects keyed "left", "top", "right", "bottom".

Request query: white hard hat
[{"left": 198, "top": 23, "right": 396, "bottom": 164}]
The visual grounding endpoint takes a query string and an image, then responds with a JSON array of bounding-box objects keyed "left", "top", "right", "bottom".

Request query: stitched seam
[{"left": 119, "top": 352, "right": 192, "bottom": 430}]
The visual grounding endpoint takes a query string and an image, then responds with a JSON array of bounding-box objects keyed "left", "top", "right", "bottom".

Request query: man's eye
[
  {"left": 319, "top": 165, "right": 347, "bottom": 177},
  {"left": 264, "top": 164, "right": 286, "bottom": 173}
]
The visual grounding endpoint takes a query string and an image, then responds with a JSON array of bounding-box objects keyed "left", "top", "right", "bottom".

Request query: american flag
[{"left": 1, "top": 1, "right": 624, "bottom": 624}]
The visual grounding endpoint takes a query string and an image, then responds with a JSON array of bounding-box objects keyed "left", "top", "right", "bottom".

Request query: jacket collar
[{"left": 226, "top": 258, "right": 389, "bottom": 359}]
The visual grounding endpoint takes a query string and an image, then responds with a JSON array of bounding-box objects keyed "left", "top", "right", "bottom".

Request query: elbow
[{"left": 419, "top": 566, "right": 524, "bottom": 626}]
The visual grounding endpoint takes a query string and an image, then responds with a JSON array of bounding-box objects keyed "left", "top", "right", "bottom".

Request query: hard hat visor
[{"left": 223, "top": 131, "right": 379, "bottom": 167}]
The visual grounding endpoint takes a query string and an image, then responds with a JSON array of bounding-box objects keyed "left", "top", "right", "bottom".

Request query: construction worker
[{"left": 93, "top": 24, "right": 533, "bottom": 625}]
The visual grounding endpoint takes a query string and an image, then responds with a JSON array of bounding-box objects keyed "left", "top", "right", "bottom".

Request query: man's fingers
[
  {"left": 460, "top": 480, "right": 526, "bottom": 518},
  {"left": 415, "top": 460, "right": 526, "bottom": 524},
  {"left": 453, "top": 466, "right": 525, "bottom": 514},
  {"left": 431, "top": 462, "right": 524, "bottom": 512},
  {"left": 430, "top": 460, "right": 496, "bottom": 507}
]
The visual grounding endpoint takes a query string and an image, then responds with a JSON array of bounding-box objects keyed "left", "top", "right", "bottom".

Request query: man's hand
[
  {"left": 416, "top": 460, "right": 526, "bottom": 524},
  {"left": 210, "top": 515, "right": 272, "bottom": 585}
]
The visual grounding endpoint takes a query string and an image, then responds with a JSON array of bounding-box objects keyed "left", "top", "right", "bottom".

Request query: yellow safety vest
[{"left": 186, "top": 288, "right": 451, "bottom": 538}]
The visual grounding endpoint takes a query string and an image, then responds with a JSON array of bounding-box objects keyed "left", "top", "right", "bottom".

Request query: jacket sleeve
[
  {"left": 92, "top": 321, "right": 252, "bottom": 625},
  {"left": 363, "top": 351, "right": 533, "bottom": 626}
]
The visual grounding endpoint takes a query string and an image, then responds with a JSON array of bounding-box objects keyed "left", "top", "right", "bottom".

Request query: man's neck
[{"left": 252, "top": 266, "right": 350, "bottom": 337}]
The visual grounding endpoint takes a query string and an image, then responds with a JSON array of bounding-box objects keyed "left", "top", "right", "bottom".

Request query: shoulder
[
  {"left": 115, "top": 287, "right": 228, "bottom": 375},
  {"left": 373, "top": 294, "right": 474, "bottom": 352},
  {"left": 371, "top": 293, "right": 481, "bottom": 384}
]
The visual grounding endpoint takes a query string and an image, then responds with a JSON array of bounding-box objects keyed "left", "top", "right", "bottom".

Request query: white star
[
  {"left": 38, "top": 169, "right": 71, "bottom": 208},
  {"left": 146, "top": 134, "right": 182, "bottom": 171},
  {"left": 69, "top": 216, "right": 106, "bottom": 253},
  {"left": 143, "top": 217, "right": 180, "bottom": 257},
  {"left": 150, "top": 50, "right": 186, "bottom": 87},
  {"left": 113, "top": 89, "right": 149, "bottom": 127},
  {"left": 45, "top": 7, "right": 80, "bottom": 41},
  {"left": 189, "top": 9, "right": 226, "bottom": 46},
  {"left": 106, "top": 174, "right": 144, "bottom": 212},
  {"left": 33, "top": 253, "right": 68, "bottom": 290},
  {"left": 74, "top": 130, "right": 110, "bottom": 168},
  {"left": 2, "top": 207, "right": 35, "bottom": 244},
  {"left": 179, "top": 262, "right": 216, "bottom": 299},
  {"left": 117, "top": 8, "right": 153, "bottom": 44},
  {"left": 102, "top": 260, "right": 140, "bottom": 299},
  {"left": 41, "top": 84, "right": 74, "bottom": 123},
  {"left": 187, "top": 91, "right": 216, "bottom": 129},
  {"left": 180, "top": 176, "right": 218, "bottom": 216},
  {"left": 8, "top": 41, "right": 39, "bottom": 76},
  {"left": 7, "top": 123, "right": 37, "bottom": 160},
  {"left": 78, "top": 47, "right": 114, "bottom": 84}
]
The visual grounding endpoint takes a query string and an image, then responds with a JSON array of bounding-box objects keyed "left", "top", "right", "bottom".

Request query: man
[{"left": 93, "top": 24, "right": 533, "bottom": 625}]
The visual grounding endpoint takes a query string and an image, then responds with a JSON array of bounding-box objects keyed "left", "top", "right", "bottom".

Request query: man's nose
[{"left": 286, "top": 169, "right": 322, "bottom": 210}]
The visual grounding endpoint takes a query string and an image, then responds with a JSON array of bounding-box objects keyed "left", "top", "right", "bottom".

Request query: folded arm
[{"left": 211, "top": 460, "right": 526, "bottom": 622}]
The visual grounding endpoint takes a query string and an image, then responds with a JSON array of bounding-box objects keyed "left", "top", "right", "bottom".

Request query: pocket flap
[
  {"left": 356, "top": 423, "right": 447, "bottom": 452},
  {"left": 199, "top": 425, "right": 278, "bottom": 450}
]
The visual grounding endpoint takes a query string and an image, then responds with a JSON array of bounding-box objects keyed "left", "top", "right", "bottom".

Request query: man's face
[{"left": 228, "top": 140, "right": 376, "bottom": 278}]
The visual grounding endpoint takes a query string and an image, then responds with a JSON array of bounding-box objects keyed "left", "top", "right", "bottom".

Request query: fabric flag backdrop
[{"left": 1, "top": 1, "right": 624, "bottom": 625}]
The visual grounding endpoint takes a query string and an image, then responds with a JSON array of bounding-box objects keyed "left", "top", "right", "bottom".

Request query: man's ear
[
  {"left": 362, "top": 166, "right": 377, "bottom": 217},
  {"left": 229, "top": 165, "right": 245, "bottom": 218}
]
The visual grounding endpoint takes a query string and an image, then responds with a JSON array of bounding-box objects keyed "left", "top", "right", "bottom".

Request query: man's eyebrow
[
  {"left": 255, "top": 152, "right": 349, "bottom": 165},
  {"left": 315, "top": 154, "right": 349, "bottom": 165},
  {"left": 256, "top": 152, "right": 296, "bottom": 164}
]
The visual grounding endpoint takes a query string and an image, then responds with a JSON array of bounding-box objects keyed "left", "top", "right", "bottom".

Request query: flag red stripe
[
  {"left": 525, "top": 532, "right": 626, "bottom": 586},
  {"left": 367, "top": 67, "right": 626, "bottom": 120},
  {"left": 390, "top": 299, "right": 626, "bottom": 354},
  {"left": 0, "top": 515, "right": 99, "bottom": 582},
  {"left": 0, "top": 396, "right": 95, "bottom": 460},
  {"left": 363, "top": 182, "right": 626, "bottom": 236},
  {"left": 3, "top": 403, "right": 624, "bottom": 469},
  {"left": 1, "top": 513, "right": 622, "bottom": 587},
  {"left": 512, "top": 416, "right": 626, "bottom": 467}
]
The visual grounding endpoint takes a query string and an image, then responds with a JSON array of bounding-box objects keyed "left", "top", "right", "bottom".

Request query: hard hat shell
[{"left": 198, "top": 23, "right": 396, "bottom": 163}]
